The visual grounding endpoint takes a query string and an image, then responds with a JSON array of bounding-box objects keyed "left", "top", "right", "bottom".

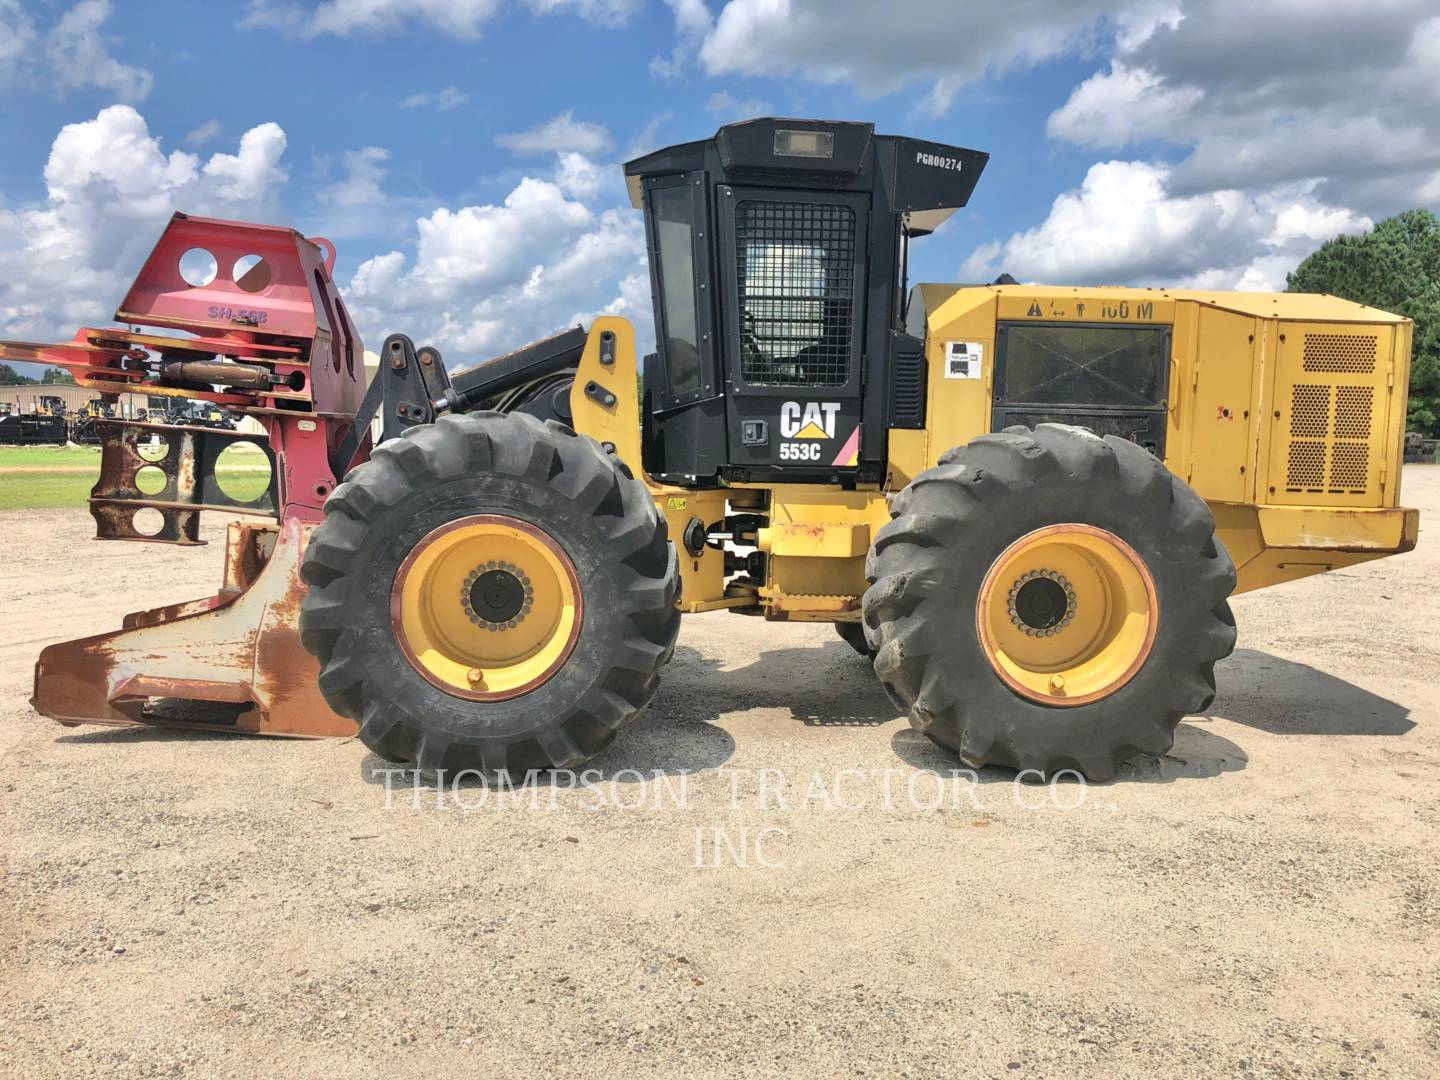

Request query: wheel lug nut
[{"left": 466, "top": 668, "right": 483, "bottom": 685}]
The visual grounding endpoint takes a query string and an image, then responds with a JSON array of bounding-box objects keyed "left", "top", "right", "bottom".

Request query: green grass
[
  {"left": 0, "top": 445, "right": 102, "bottom": 468},
  {"left": 211, "top": 468, "right": 271, "bottom": 503},
  {"left": 0, "top": 473, "right": 98, "bottom": 510},
  {"left": 0, "top": 444, "right": 271, "bottom": 510}
]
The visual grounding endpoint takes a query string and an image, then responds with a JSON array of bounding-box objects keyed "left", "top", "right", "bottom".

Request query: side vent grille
[
  {"left": 1334, "top": 386, "right": 1373, "bottom": 439},
  {"left": 1303, "top": 333, "right": 1377, "bottom": 373},
  {"left": 888, "top": 332, "right": 927, "bottom": 429},
  {"left": 1284, "top": 384, "right": 1372, "bottom": 494},
  {"left": 1286, "top": 441, "right": 1326, "bottom": 488},
  {"left": 1289, "top": 384, "right": 1329, "bottom": 438},
  {"left": 1330, "top": 443, "right": 1369, "bottom": 490}
]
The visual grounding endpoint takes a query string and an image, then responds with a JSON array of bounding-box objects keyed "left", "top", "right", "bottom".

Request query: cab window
[{"left": 652, "top": 185, "right": 702, "bottom": 399}]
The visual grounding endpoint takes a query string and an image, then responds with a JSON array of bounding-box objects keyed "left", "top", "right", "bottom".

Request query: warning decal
[{"left": 944, "top": 341, "right": 984, "bottom": 379}]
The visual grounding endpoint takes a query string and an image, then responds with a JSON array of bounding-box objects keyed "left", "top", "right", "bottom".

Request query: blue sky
[{"left": 2, "top": 1, "right": 1437, "bottom": 372}]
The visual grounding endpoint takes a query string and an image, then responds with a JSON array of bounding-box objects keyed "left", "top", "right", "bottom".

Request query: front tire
[
  {"left": 298, "top": 412, "right": 680, "bottom": 775},
  {"left": 863, "top": 424, "right": 1236, "bottom": 781}
]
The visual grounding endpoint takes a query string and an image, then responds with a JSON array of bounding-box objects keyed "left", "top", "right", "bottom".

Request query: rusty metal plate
[
  {"left": 32, "top": 519, "right": 354, "bottom": 738},
  {"left": 90, "top": 420, "right": 278, "bottom": 544}
]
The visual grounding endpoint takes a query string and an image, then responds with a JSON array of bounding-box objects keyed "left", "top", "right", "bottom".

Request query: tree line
[
  {"left": 0, "top": 365, "right": 75, "bottom": 386},
  {"left": 1287, "top": 208, "right": 1439, "bottom": 435}
]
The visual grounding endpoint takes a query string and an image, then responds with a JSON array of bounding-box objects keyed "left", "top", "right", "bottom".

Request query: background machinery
[
  {"left": 69, "top": 397, "right": 121, "bottom": 444},
  {"left": 2, "top": 119, "right": 1421, "bottom": 779},
  {"left": 1405, "top": 431, "right": 1438, "bottom": 463},
  {"left": 0, "top": 398, "right": 69, "bottom": 445}
]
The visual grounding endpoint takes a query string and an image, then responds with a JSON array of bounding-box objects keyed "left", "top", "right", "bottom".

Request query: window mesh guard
[{"left": 735, "top": 201, "right": 855, "bottom": 387}]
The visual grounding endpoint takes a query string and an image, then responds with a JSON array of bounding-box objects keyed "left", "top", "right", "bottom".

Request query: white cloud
[
  {"left": 405, "top": 180, "right": 592, "bottom": 288},
  {"left": 242, "top": 0, "right": 504, "bottom": 37},
  {"left": 705, "top": 91, "right": 772, "bottom": 121},
  {"left": 686, "top": 0, "right": 1440, "bottom": 220},
  {"left": 184, "top": 119, "right": 224, "bottom": 148},
  {"left": 1046, "top": 2, "right": 1440, "bottom": 213},
  {"left": 241, "top": 0, "right": 640, "bottom": 38},
  {"left": 937, "top": 0, "right": 1440, "bottom": 294},
  {"left": 2, "top": 0, "right": 154, "bottom": 103},
  {"left": 650, "top": 0, "right": 714, "bottom": 81},
  {"left": 698, "top": 0, "right": 1140, "bottom": 115},
  {"left": 341, "top": 174, "right": 650, "bottom": 361},
  {"left": 496, "top": 112, "right": 612, "bottom": 157},
  {"left": 623, "top": 112, "right": 674, "bottom": 161},
  {"left": 398, "top": 86, "right": 469, "bottom": 110},
  {"left": 199, "top": 124, "right": 289, "bottom": 204},
  {"left": 554, "top": 151, "right": 606, "bottom": 200},
  {"left": 0, "top": 0, "right": 37, "bottom": 66},
  {"left": 1110, "top": 0, "right": 1182, "bottom": 51},
  {"left": 46, "top": 0, "right": 154, "bottom": 102},
  {"left": 1046, "top": 62, "right": 1201, "bottom": 146},
  {"left": 321, "top": 147, "right": 391, "bottom": 207},
  {"left": 0, "top": 106, "right": 290, "bottom": 344},
  {"left": 664, "top": 0, "right": 713, "bottom": 40},
  {"left": 959, "top": 160, "right": 1371, "bottom": 292},
  {"left": 524, "top": 0, "right": 641, "bottom": 25},
  {"left": 0, "top": 102, "right": 651, "bottom": 379}
]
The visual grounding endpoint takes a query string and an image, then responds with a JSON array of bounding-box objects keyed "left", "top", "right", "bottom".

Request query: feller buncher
[{"left": 3, "top": 119, "right": 1420, "bottom": 780}]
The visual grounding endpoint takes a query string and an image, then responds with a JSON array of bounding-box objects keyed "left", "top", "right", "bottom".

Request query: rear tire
[
  {"left": 835, "top": 621, "right": 873, "bottom": 658},
  {"left": 863, "top": 424, "right": 1236, "bottom": 781},
  {"left": 299, "top": 412, "right": 680, "bottom": 776}
]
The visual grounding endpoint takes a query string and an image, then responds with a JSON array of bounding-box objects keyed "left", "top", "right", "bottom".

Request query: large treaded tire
[
  {"left": 298, "top": 411, "right": 680, "bottom": 775},
  {"left": 835, "top": 621, "right": 874, "bottom": 658},
  {"left": 863, "top": 424, "right": 1236, "bottom": 781}
]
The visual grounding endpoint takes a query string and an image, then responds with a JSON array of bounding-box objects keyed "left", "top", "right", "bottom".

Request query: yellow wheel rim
[
  {"left": 976, "top": 524, "right": 1158, "bottom": 707},
  {"left": 390, "top": 515, "right": 582, "bottom": 701}
]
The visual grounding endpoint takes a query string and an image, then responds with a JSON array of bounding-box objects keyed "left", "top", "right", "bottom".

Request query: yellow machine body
[{"left": 569, "top": 286, "right": 1419, "bottom": 624}]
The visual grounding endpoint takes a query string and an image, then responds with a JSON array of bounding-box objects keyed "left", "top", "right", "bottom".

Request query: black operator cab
[{"left": 625, "top": 118, "right": 987, "bottom": 486}]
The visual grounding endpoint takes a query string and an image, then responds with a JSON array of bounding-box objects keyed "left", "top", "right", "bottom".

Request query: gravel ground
[{"left": 2, "top": 469, "right": 1438, "bottom": 1079}]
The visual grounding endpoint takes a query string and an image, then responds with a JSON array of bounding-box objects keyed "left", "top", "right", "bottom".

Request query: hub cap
[
  {"left": 464, "top": 566, "right": 532, "bottom": 628},
  {"left": 391, "top": 515, "right": 582, "bottom": 701},
  {"left": 976, "top": 524, "right": 1158, "bottom": 706},
  {"left": 1009, "top": 570, "right": 1075, "bottom": 635}
]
